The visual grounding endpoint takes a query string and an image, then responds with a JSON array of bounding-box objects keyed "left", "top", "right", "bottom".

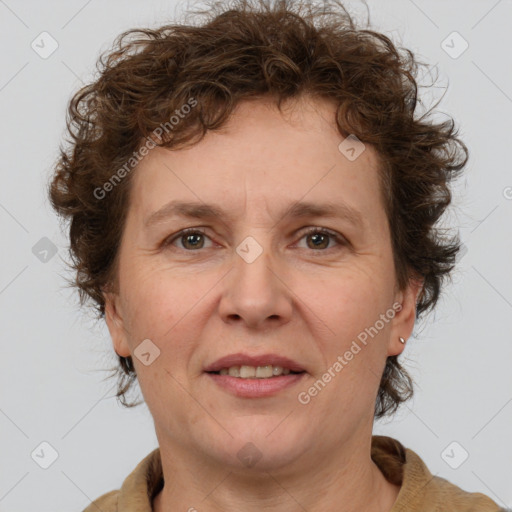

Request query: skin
[{"left": 104, "top": 94, "right": 422, "bottom": 512}]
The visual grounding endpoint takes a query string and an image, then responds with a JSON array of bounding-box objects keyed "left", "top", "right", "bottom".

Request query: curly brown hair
[{"left": 48, "top": 0, "right": 468, "bottom": 418}]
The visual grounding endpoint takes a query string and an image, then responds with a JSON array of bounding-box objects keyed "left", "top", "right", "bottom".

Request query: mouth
[
  {"left": 206, "top": 365, "right": 305, "bottom": 379},
  {"left": 203, "top": 352, "right": 306, "bottom": 374},
  {"left": 205, "top": 370, "right": 306, "bottom": 398},
  {"left": 203, "top": 353, "right": 307, "bottom": 398}
]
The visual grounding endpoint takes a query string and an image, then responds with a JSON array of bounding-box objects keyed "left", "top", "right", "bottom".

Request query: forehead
[{"left": 129, "top": 95, "right": 385, "bottom": 227}]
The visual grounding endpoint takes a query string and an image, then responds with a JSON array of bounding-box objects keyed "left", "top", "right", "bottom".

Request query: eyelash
[{"left": 163, "top": 226, "right": 348, "bottom": 254}]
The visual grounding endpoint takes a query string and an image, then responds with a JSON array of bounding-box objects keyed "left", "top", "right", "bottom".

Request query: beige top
[{"left": 83, "top": 435, "right": 502, "bottom": 511}]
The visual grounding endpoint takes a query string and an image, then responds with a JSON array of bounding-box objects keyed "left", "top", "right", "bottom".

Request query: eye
[
  {"left": 295, "top": 227, "right": 347, "bottom": 252},
  {"left": 164, "top": 228, "right": 214, "bottom": 251},
  {"left": 162, "top": 226, "right": 348, "bottom": 253}
]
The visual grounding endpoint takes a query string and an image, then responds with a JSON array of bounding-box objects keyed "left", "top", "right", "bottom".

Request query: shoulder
[
  {"left": 371, "top": 435, "right": 502, "bottom": 512},
  {"left": 80, "top": 448, "right": 161, "bottom": 512},
  {"left": 82, "top": 489, "right": 119, "bottom": 512},
  {"left": 401, "top": 447, "right": 502, "bottom": 511},
  {"left": 426, "top": 474, "right": 501, "bottom": 511}
]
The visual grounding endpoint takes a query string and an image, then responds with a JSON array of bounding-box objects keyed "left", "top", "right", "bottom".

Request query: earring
[{"left": 399, "top": 336, "right": 406, "bottom": 344}]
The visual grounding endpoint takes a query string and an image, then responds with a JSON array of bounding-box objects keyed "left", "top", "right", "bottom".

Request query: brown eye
[
  {"left": 297, "top": 227, "right": 346, "bottom": 252},
  {"left": 180, "top": 232, "right": 205, "bottom": 250},
  {"left": 306, "top": 231, "right": 330, "bottom": 249},
  {"left": 164, "top": 228, "right": 212, "bottom": 250},
  {"left": 163, "top": 227, "right": 347, "bottom": 254}
]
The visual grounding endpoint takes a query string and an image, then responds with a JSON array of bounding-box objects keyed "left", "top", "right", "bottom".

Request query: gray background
[{"left": 1, "top": 0, "right": 511, "bottom": 510}]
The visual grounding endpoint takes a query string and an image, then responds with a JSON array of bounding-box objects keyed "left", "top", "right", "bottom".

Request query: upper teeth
[{"left": 219, "top": 365, "right": 292, "bottom": 378}]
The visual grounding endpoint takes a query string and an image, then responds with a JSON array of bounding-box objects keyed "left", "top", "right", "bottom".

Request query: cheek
[
  {"left": 119, "top": 266, "right": 212, "bottom": 363},
  {"left": 119, "top": 258, "right": 183, "bottom": 325},
  {"left": 303, "top": 271, "right": 386, "bottom": 344},
  {"left": 123, "top": 283, "right": 173, "bottom": 337},
  {"left": 299, "top": 277, "right": 388, "bottom": 419}
]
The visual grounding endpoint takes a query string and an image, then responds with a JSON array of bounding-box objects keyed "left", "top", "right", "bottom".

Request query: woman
[{"left": 48, "top": 0, "right": 503, "bottom": 510}]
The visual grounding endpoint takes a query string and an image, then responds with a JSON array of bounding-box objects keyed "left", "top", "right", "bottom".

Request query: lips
[{"left": 203, "top": 353, "right": 306, "bottom": 373}]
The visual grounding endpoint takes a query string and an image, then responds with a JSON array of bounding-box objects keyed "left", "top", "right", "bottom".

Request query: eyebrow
[{"left": 144, "top": 200, "right": 364, "bottom": 229}]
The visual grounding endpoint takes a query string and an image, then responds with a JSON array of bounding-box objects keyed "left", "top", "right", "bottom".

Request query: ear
[
  {"left": 387, "top": 276, "right": 424, "bottom": 357},
  {"left": 103, "top": 291, "right": 131, "bottom": 358}
]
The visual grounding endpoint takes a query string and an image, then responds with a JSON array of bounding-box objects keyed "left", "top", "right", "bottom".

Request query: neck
[{"left": 152, "top": 432, "right": 400, "bottom": 512}]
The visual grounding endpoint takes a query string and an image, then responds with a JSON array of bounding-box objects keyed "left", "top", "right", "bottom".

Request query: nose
[{"left": 217, "top": 235, "right": 293, "bottom": 330}]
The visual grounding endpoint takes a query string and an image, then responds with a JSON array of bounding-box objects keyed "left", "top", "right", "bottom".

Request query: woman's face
[{"left": 104, "top": 95, "right": 420, "bottom": 472}]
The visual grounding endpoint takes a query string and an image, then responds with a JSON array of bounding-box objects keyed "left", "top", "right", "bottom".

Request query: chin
[{"left": 202, "top": 417, "right": 308, "bottom": 471}]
